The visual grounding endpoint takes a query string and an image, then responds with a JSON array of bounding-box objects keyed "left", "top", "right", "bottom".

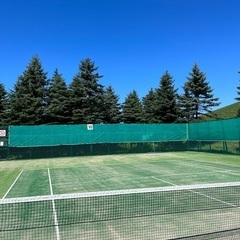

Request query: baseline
[{"left": 175, "top": 160, "right": 237, "bottom": 174}]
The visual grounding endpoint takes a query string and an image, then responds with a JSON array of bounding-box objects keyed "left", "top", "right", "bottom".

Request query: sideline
[
  {"left": 48, "top": 168, "right": 61, "bottom": 240},
  {"left": 152, "top": 176, "right": 240, "bottom": 209},
  {"left": 2, "top": 170, "right": 23, "bottom": 199}
]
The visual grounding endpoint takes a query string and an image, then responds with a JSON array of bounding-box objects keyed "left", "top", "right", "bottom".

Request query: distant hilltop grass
[{"left": 200, "top": 102, "right": 240, "bottom": 121}]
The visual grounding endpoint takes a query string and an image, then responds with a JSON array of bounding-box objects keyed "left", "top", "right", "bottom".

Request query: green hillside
[{"left": 200, "top": 102, "right": 240, "bottom": 121}]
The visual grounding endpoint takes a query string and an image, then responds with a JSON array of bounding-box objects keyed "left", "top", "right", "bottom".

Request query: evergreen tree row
[{"left": 0, "top": 56, "right": 239, "bottom": 125}]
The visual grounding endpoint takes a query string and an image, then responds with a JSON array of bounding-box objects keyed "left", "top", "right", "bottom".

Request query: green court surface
[
  {"left": 1, "top": 152, "right": 240, "bottom": 198},
  {"left": 1, "top": 152, "right": 240, "bottom": 239}
]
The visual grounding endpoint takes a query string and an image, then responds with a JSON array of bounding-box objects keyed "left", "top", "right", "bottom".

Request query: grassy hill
[{"left": 200, "top": 102, "right": 240, "bottom": 121}]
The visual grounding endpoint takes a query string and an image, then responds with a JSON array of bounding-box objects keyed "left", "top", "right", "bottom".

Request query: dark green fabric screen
[
  {"left": 9, "top": 124, "right": 187, "bottom": 147},
  {"left": 188, "top": 118, "right": 240, "bottom": 141},
  {"left": 8, "top": 118, "right": 240, "bottom": 147}
]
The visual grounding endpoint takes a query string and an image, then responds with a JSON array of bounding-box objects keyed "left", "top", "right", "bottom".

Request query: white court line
[
  {"left": 2, "top": 170, "right": 23, "bottom": 199},
  {"left": 152, "top": 176, "right": 240, "bottom": 209},
  {"left": 48, "top": 168, "right": 61, "bottom": 240},
  {"left": 174, "top": 160, "right": 236, "bottom": 173},
  {"left": 152, "top": 176, "right": 176, "bottom": 186}
]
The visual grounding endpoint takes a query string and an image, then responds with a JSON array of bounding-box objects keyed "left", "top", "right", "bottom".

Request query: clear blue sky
[{"left": 1, "top": 0, "right": 240, "bottom": 107}]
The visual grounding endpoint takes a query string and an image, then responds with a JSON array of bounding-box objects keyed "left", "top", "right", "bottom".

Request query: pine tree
[
  {"left": 102, "top": 86, "right": 121, "bottom": 123},
  {"left": 154, "top": 71, "right": 179, "bottom": 123},
  {"left": 0, "top": 83, "right": 9, "bottom": 125},
  {"left": 122, "top": 90, "right": 144, "bottom": 123},
  {"left": 69, "top": 58, "right": 104, "bottom": 124},
  {"left": 184, "top": 63, "right": 220, "bottom": 119},
  {"left": 9, "top": 56, "right": 48, "bottom": 125},
  {"left": 178, "top": 83, "right": 196, "bottom": 123},
  {"left": 235, "top": 71, "right": 240, "bottom": 101},
  {"left": 142, "top": 88, "right": 157, "bottom": 123},
  {"left": 68, "top": 71, "right": 86, "bottom": 124},
  {"left": 236, "top": 71, "right": 240, "bottom": 117},
  {"left": 44, "top": 69, "right": 70, "bottom": 124}
]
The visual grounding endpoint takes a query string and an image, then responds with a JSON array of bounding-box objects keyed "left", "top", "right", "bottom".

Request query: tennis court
[
  {"left": 2, "top": 153, "right": 240, "bottom": 197},
  {"left": 1, "top": 152, "right": 240, "bottom": 239}
]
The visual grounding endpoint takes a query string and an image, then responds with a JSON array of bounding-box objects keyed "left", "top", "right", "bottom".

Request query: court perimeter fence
[{"left": 0, "top": 118, "right": 239, "bottom": 159}]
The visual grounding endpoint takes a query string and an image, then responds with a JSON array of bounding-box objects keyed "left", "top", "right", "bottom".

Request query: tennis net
[{"left": 1, "top": 182, "right": 240, "bottom": 239}]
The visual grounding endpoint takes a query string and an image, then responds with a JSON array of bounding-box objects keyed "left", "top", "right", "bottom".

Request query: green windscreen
[
  {"left": 9, "top": 124, "right": 187, "bottom": 147},
  {"left": 7, "top": 118, "right": 240, "bottom": 148},
  {"left": 188, "top": 118, "right": 240, "bottom": 141}
]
